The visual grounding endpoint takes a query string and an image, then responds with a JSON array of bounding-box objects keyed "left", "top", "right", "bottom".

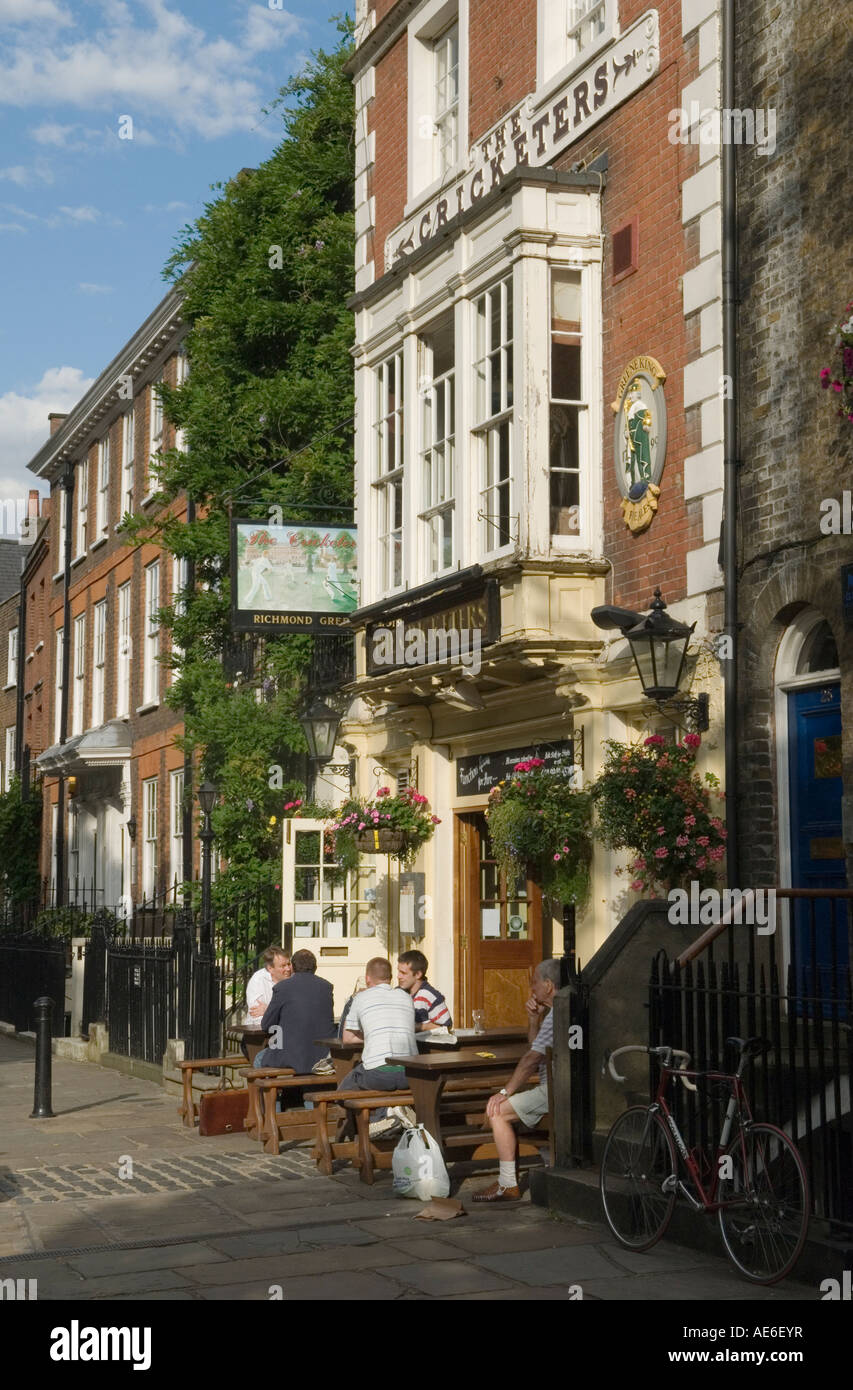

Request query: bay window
[
  {"left": 550, "top": 268, "right": 584, "bottom": 537},
  {"left": 373, "top": 351, "right": 405, "bottom": 591},
  {"left": 419, "top": 317, "right": 455, "bottom": 575},
  {"left": 474, "top": 277, "right": 514, "bottom": 552}
]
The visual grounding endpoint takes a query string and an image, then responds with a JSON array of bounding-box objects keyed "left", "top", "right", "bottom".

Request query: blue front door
[{"left": 788, "top": 684, "right": 849, "bottom": 1012}]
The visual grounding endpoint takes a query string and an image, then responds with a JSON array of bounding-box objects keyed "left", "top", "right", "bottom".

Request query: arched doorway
[{"left": 775, "top": 609, "right": 848, "bottom": 1006}]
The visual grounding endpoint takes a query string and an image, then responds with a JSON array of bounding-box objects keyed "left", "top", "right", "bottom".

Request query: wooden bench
[
  {"left": 238, "top": 1066, "right": 299, "bottom": 1140},
  {"left": 253, "top": 1074, "right": 339, "bottom": 1154},
  {"left": 177, "top": 1056, "right": 255, "bottom": 1129}
]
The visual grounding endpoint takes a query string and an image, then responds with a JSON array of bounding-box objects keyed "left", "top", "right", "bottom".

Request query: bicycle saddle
[{"left": 725, "top": 1035, "right": 770, "bottom": 1057}]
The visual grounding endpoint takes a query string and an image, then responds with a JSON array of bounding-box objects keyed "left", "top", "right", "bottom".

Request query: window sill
[
  {"left": 71, "top": 553, "right": 87, "bottom": 568},
  {"left": 52, "top": 572, "right": 64, "bottom": 583},
  {"left": 140, "top": 494, "right": 158, "bottom": 509},
  {"left": 536, "top": 32, "right": 616, "bottom": 111},
  {"left": 35, "top": 641, "right": 43, "bottom": 654},
  {"left": 135, "top": 701, "right": 160, "bottom": 715},
  {"left": 90, "top": 535, "right": 108, "bottom": 552},
  {"left": 3, "top": 682, "right": 15, "bottom": 693}
]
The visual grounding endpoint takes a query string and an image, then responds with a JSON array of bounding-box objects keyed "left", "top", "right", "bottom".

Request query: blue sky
[{"left": 0, "top": 0, "right": 351, "bottom": 504}]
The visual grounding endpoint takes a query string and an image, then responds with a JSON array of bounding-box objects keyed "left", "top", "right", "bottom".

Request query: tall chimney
[
  {"left": 48, "top": 413, "right": 68, "bottom": 436},
  {"left": 28, "top": 490, "right": 40, "bottom": 519}
]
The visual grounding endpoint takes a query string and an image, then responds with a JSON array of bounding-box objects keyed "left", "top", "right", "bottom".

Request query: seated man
[
  {"left": 472, "top": 958, "right": 560, "bottom": 1203},
  {"left": 396, "top": 950, "right": 452, "bottom": 1033},
  {"left": 241, "top": 946, "right": 292, "bottom": 1060},
  {"left": 255, "top": 949, "right": 335, "bottom": 1079},
  {"left": 339, "top": 956, "right": 416, "bottom": 1134}
]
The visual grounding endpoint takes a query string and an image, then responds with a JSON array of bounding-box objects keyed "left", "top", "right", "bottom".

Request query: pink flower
[
  {"left": 625, "top": 788, "right": 637, "bottom": 799},
  {"left": 676, "top": 835, "right": 689, "bottom": 847},
  {"left": 644, "top": 735, "right": 665, "bottom": 747},
  {"left": 820, "top": 367, "right": 831, "bottom": 379},
  {"left": 630, "top": 879, "right": 644, "bottom": 891},
  {"left": 683, "top": 733, "right": 701, "bottom": 749},
  {"left": 656, "top": 825, "right": 666, "bottom": 835},
  {"left": 631, "top": 858, "right": 646, "bottom": 870},
  {"left": 696, "top": 856, "right": 707, "bottom": 870},
  {"left": 562, "top": 845, "right": 569, "bottom": 853},
  {"left": 376, "top": 786, "right": 391, "bottom": 798},
  {"left": 655, "top": 847, "right": 669, "bottom": 858},
  {"left": 684, "top": 815, "right": 696, "bottom": 827},
  {"left": 833, "top": 381, "right": 843, "bottom": 392},
  {"left": 697, "top": 835, "right": 710, "bottom": 847},
  {"left": 358, "top": 822, "right": 366, "bottom": 830},
  {"left": 710, "top": 817, "right": 723, "bottom": 831},
  {"left": 553, "top": 853, "right": 561, "bottom": 861},
  {"left": 431, "top": 815, "right": 440, "bottom": 823},
  {"left": 709, "top": 846, "right": 725, "bottom": 861},
  {"left": 528, "top": 758, "right": 544, "bottom": 768}
]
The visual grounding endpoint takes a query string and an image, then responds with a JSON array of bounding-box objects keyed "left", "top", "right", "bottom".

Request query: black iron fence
[
  {"left": 0, "top": 880, "right": 281, "bottom": 1067},
  {"left": 649, "top": 889, "right": 853, "bottom": 1235}
]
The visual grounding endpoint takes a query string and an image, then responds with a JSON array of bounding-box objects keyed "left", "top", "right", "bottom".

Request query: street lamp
[
  {"left": 299, "top": 696, "right": 350, "bottom": 798},
  {"left": 197, "top": 781, "right": 218, "bottom": 941},
  {"left": 591, "top": 588, "right": 709, "bottom": 731}
]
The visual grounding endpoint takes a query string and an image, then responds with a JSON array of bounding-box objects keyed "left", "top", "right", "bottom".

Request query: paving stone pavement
[{"left": 0, "top": 1033, "right": 821, "bottom": 1301}]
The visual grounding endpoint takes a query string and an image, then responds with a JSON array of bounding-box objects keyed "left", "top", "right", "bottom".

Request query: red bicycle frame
[{"left": 650, "top": 1063, "right": 754, "bottom": 1212}]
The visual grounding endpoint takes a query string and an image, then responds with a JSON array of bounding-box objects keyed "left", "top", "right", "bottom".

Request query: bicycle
[{"left": 599, "top": 1036, "right": 810, "bottom": 1284}]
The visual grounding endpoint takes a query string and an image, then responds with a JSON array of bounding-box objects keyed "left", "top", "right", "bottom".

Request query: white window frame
[
  {"left": 473, "top": 277, "right": 514, "bottom": 555},
  {"left": 549, "top": 266, "right": 585, "bottom": 543},
  {"left": 56, "top": 484, "right": 67, "bottom": 576},
  {"left": 433, "top": 22, "right": 459, "bottom": 179},
  {"left": 407, "top": 0, "right": 468, "bottom": 209},
  {"left": 92, "top": 599, "right": 107, "bottom": 728},
  {"left": 147, "top": 376, "right": 164, "bottom": 498},
  {"left": 54, "top": 627, "right": 63, "bottom": 742},
  {"left": 96, "top": 435, "right": 110, "bottom": 539},
  {"left": 174, "top": 348, "right": 189, "bottom": 452},
  {"left": 117, "top": 582, "right": 131, "bottom": 717},
  {"left": 7, "top": 626, "right": 18, "bottom": 688},
  {"left": 537, "top": 0, "right": 616, "bottom": 93},
  {"left": 76, "top": 458, "right": 88, "bottom": 557},
  {"left": 418, "top": 318, "right": 456, "bottom": 578},
  {"left": 372, "top": 350, "right": 406, "bottom": 593},
  {"left": 4, "top": 727, "right": 14, "bottom": 792},
  {"left": 142, "top": 776, "right": 158, "bottom": 899},
  {"left": 171, "top": 555, "right": 188, "bottom": 681},
  {"left": 170, "top": 768, "right": 185, "bottom": 888},
  {"left": 72, "top": 613, "right": 86, "bottom": 735},
  {"left": 121, "top": 409, "right": 135, "bottom": 518},
  {"left": 143, "top": 561, "right": 160, "bottom": 706}
]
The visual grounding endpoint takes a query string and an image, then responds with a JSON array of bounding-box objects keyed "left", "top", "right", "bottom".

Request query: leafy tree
[
  {"left": 0, "top": 776, "right": 43, "bottom": 907},
  {"left": 123, "top": 19, "right": 355, "bottom": 890}
]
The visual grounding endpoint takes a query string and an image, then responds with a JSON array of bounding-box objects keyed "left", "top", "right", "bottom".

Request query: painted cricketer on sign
[{"left": 385, "top": 10, "right": 660, "bottom": 271}]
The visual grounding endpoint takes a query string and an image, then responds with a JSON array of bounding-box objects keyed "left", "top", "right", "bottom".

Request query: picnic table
[
  {"left": 315, "top": 1026, "right": 528, "bottom": 1086},
  {"left": 229, "top": 1025, "right": 268, "bottom": 1065},
  {"left": 384, "top": 1044, "right": 527, "bottom": 1150}
]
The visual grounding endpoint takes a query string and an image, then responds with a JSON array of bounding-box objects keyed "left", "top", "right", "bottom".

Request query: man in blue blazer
[{"left": 256, "top": 948, "right": 335, "bottom": 1074}]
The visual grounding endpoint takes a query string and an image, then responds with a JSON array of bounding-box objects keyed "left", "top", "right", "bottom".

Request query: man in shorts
[{"left": 472, "top": 957, "right": 560, "bottom": 1203}]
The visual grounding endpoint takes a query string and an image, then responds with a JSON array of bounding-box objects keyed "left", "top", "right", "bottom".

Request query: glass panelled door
[
  {"left": 282, "top": 819, "right": 384, "bottom": 1018},
  {"left": 457, "top": 812, "right": 542, "bottom": 1027}
]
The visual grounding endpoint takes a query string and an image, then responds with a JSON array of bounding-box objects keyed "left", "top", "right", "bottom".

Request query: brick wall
[
  {"left": 467, "top": 0, "right": 536, "bottom": 139},
  {"left": 370, "top": 33, "right": 408, "bottom": 273},
  {"left": 734, "top": 0, "right": 853, "bottom": 885}
]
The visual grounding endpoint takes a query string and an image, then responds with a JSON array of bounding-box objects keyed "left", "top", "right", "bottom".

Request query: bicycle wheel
[
  {"left": 718, "top": 1123, "right": 809, "bottom": 1284},
  {"left": 600, "top": 1106, "right": 677, "bottom": 1251}
]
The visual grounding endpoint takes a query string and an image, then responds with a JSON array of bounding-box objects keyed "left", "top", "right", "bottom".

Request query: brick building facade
[
  {"left": 27, "top": 289, "right": 191, "bottom": 912},
  {"left": 313, "top": 0, "right": 730, "bottom": 1023},
  {"left": 734, "top": 0, "right": 852, "bottom": 979}
]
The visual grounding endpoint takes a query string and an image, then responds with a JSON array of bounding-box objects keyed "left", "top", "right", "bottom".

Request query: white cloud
[
  {"left": 143, "top": 199, "right": 189, "bottom": 214},
  {"left": 0, "top": 221, "right": 26, "bottom": 233},
  {"left": 0, "top": 366, "right": 95, "bottom": 486},
  {"left": 78, "top": 282, "right": 112, "bottom": 294},
  {"left": 0, "top": 0, "right": 305, "bottom": 139},
  {"left": 0, "top": 0, "right": 73, "bottom": 25},
  {"left": 59, "top": 204, "right": 99, "bottom": 222},
  {"left": 0, "top": 159, "right": 54, "bottom": 186}
]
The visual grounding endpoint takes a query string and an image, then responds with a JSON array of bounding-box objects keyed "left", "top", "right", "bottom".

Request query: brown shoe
[{"left": 472, "top": 1181, "right": 521, "bottom": 1203}]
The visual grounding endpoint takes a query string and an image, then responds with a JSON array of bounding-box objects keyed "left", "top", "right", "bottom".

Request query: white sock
[{"left": 498, "top": 1161, "right": 517, "bottom": 1189}]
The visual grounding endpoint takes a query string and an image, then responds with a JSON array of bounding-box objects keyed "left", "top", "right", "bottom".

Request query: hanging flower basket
[
  {"left": 328, "top": 786, "right": 440, "bottom": 868},
  {"left": 819, "top": 301, "right": 853, "bottom": 425},
  {"left": 354, "top": 828, "right": 407, "bottom": 855},
  {"left": 485, "top": 758, "right": 592, "bottom": 906}
]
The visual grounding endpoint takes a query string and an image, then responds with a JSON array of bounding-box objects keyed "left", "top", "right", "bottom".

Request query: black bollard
[{"left": 30, "top": 996, "right": 55, "bottom": 1119}]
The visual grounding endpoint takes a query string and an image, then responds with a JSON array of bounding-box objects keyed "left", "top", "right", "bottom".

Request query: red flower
[
  {"left": 683, "top": 733, "right": 701, "bottom": 749},
  {"left": 644, "top": 735, "right": 665, "bottom": 747}
]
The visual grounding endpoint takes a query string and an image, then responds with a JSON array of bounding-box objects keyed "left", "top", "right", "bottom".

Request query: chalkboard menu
[{"left": 456, "top": 740, "right": 575, "bottom": 797}]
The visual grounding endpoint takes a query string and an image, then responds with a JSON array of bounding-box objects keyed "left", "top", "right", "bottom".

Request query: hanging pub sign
[
  {"left": 456, "top": 740, "right": 576, "bottom": 797},
  {"left": 230, "top": 518, "right": 357, "bottom": 633},
  {"left": 611, "top": 355, "right": 668, "bottom": 533}
]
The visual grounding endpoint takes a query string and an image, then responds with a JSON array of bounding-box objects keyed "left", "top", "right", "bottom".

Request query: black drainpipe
[
  {"left": 722, "top": 0, "right": 740, "bottom": 888},
  {"left": 182, "top": 495, "right": 195, "bottom": 902},
  {"left": 55, "top": 462, "right": 76, "bottom": 907}
]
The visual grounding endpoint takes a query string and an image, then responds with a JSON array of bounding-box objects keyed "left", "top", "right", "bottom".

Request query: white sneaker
[
  {"left": 386, "top": 1105, "right": 417, "bottom": 1129},
  {"left": 368, "top": 1115, "right": 403, "bottom": 1139}
]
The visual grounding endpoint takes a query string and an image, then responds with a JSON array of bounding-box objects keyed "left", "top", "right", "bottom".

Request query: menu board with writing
[{"left": 456, "top": 741, "right": 575, "bottom": 797}]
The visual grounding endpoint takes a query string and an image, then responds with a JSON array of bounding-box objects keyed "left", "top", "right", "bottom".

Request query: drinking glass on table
[{"left": 472, "top": 1010, "right": 486, "bottom": 1035}]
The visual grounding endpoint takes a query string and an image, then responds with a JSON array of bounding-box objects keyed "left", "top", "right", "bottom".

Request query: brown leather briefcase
[{"left": 198, "top": 1085, "right": 250, "bottom": 1136}]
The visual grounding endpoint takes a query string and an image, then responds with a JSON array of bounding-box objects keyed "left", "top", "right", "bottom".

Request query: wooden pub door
[{"left": 455, "top": 812, "right": 543, "bottom": 1028}]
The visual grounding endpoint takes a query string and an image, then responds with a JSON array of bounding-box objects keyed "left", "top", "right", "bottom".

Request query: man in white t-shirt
[
  {"left": 240, "top": 948, "right": 291, "bottom": 1056},
  {"left": 339, "top": 956, "right": 415, "bottom": 1131}
]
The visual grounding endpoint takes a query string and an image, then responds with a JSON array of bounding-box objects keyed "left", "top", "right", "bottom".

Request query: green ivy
[{"left": 0, "top": 776, "right": 42, "bottom": 906}]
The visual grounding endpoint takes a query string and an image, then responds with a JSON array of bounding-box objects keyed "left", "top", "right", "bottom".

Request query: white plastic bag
[{"left": 391, "top": 1123, "right": 450, "bottom": 1200}]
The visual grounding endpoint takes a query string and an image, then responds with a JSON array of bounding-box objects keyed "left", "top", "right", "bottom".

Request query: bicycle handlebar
[{"left": 603, "top": 1044, "right": 698, "bottom": 1092}]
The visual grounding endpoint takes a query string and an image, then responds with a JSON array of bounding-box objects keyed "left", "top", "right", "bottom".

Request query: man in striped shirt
[{"left": 396, "top": 950, "right": 453, "bottom": 1033}]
